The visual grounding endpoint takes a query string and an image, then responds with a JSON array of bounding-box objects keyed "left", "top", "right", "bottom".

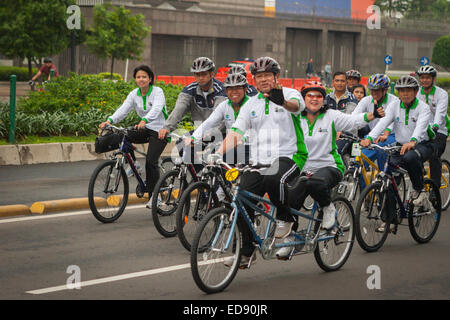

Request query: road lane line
[
  {"left": 0, "top": 205, "right": 145, "bottom": 224},
  {"left": 26, "top": 258, "right": 226, "bottom": 295}
]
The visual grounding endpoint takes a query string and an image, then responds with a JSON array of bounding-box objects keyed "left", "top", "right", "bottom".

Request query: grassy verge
[{"left": 0, "top": 134, "right": 96, "bottom": 145}]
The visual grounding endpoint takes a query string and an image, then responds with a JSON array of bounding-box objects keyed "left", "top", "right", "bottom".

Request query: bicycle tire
[
  {"left": 314, "top": 196, "right": 355, "bottom": 272},
  {"left": 88, "top": 160, "right": 129, "bottom": 223},
  {"left": 151, "top": 168, "right": 187, "bottom": 237},
  {"left": 176, "top": 181, "right": 220, "bottom": 252},
  {"left": 341, "top": 170, "right": 360, "bottom": 207},
  {"left": 408, "top": 179, "right": 441, "bottom": 243},
  {"left": 190, "top": 207, "right": 241, "bottom": 294},
  {"left": 354, "top": 181, "right": 390, "bottom": 252},
  {"left": 439, "top": 159, "right": 450, "bottom": 211}
]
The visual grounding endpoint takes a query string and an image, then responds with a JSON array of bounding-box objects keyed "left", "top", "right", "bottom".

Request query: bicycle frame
[{"left": 354, "top": 153, "right": 380, "bottom": 187}]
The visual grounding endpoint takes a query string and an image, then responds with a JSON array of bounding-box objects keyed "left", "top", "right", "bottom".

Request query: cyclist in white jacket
[
  {"left": 99, "top": 65, "right": 168, "bottom": 208},
  {"left": 361, "top": 75, "right": 435, "bottom": 206},
  {"left": 416, "top": 65, "right": 449, "bottom": 189}
]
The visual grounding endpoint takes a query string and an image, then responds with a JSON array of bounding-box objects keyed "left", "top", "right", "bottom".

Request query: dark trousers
[
  {"left": 238, "top": 157, "right": 300, "bottom": 256},
  {"left": 126, "top": 128, "right": 167, "bottom": 196},
  {"left": 430, "top": 133, "right": 447, "bottom": 187},
  {"left": 291, "top": 167, "right": 343, "bottom": 210},
  {"left": 390, "top": 141, "right": 435, "bottom": 191}
]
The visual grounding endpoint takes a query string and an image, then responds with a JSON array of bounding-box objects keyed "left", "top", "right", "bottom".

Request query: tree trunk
[
  {"left": 27, "top": 57, "right": 35, "bottom": 92},
  {"left": 110, "top": 56, "right": 114, "bottom": 80}
]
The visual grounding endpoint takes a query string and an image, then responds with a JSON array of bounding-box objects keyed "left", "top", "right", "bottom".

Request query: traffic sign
[
  {"left": 420, "top": 56, "right": 430, "bottom": 66},
  {"left": 384, "top": 55, "right": 392, "bottom": 65}
]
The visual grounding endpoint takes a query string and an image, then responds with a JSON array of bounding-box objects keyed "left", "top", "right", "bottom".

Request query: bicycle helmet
[
  {"left": 249, "top": 57, "right": 281, "bottom": 75},
  {"left": 346, "top": 69, "right": 361, "bottom": 80},
  {"left": 228, "top": 65, "right": 247, "bottom": 77},
  {"left": 224, "top": 72, "right": 248, "bottom": 88},
  {"left": 367, "top": 73, "right": 390, "bottom": 90},
  {"left": 43, "top": 57, "right": 52, "bottom": 63},
  {"left": 417, "top": 65, "right": 437, "bottom": 77},
  {"left": 395, "top": 75, "right": 419, "bottom": 90},
  {"left": 190, "top": 57, "right": 215, "bottom": 73},
  {"left": 300, "top": 81, "right": 326, "bottom": 98}
]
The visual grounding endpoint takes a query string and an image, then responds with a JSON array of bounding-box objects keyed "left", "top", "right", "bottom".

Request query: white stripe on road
[
  {"left": 0, "top": 205, "right": 145, "bottom": 224},
  {"left": 26, "top": 259, "right": 223, "bottom": 295}
]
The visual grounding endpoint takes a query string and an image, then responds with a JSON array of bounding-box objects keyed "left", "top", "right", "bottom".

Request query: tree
[
  {"left": 374, "top": 0, "right": 410, "bottom": 18},
  {"left": 375, "top": 0, "right": 449, "bottom": 21},
  {"left": 0, "top": 0, "right": 85, "bottom": 79},
  {"left": 432, "top": 35, "right": 450, "bottom": 71},
  {"left": 86, "top": 4, "right": 150, "bottom": 79}
]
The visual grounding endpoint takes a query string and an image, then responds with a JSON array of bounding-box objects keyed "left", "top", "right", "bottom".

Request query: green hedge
[{"left": 0, "top": 66, "right": 38, "bottom": 81}]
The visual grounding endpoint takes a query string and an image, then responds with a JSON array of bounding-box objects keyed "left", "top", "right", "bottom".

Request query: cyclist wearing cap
[
  {"left": 218, "top": 56, "right": 306, "bottom": 267},
  {"left": 275, "top": 81, "right": 378, "bottom": 258},
  {"left": 228, "top": 65, "right": 258, "bottom": 97},
  {"left": 361, "top": 75, "right": 435, "bottom": 207},
  {"left": 416, "top": 65, "right": 449, "bottom": 189},
  {"left": 99, "top": 65, "right": 168, "bottom": 209},
  {"left": 346, "top": 69, "right": 362, "bottom": 91},
  {"left": 185, "top": 72, "right": 251, "bottom": 165},
  {"left": 29, "top": 57, "right": 59, "bottom": 85},
  {"left": 352, "top": 74, "right": 399, "bottom": 173}
]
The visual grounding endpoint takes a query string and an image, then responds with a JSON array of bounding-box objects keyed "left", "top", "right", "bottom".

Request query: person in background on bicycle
[
  {"left": 217, "top": 56, "right": 306, "bottom": 267},
  {"left": 325, "top": 71, "right": 359, "bottom": 162},
  {"left": 350, "top": 83, "right": 366, "bottom": 103},
  {"left": 416, "top": 65, "right": 449, "bottom": 190},
  {"left": 346, "top": 69, "right": 362, "bottom": 92},
  {"left": 360, "top": 75, "right": 435, "bottom": 207},
  {"left": 352, "top": 74, "right": 398, "bottom": 176},
  {"left": 158, "top": 57, "right": 227, "bottom": 170},
  {"left": 29, "top": 57, "right": 59, "bottom": 86},
  {"left": 227, "top": 65, "right": 258, "bottom": 97},
  {"left": 99, "top": 65, "right": 168, "bottom": 209},
  {"left": 275, "top": 82, "right": 379, "bottom": 258}
]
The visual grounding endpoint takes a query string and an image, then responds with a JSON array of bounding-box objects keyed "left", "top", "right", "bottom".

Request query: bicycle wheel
[
  {"left": 355, "top": 182, "right": 389, "bottom": 252},
  {"left": 88, "top": 160, "right": 129, "bottom": 223},
  {"left": 339, "top": 170, "right": 360, "bottom": 207},
  {"left": 176, "top": 181, "right": 220, "bottom": 251},
  {"left": 191, "top": 207, "right": 241, "bottom": 294},
  {"left": 314, "top": 196, "right": 355, "bottom": 272},
  {"left": 151, "top": 168, "right": 189, "bottom": 237},
  {"left": 439, "top": 159, "right": 450, "bottom": 210},
  {"left": 408, "top": 179, "right": 441, "bottom": 243}
]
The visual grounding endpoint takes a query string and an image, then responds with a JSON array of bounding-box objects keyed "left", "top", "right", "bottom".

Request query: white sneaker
[
  {"left": 321, "top": 203, "right": 336, "bottom": 230},
  {"left": 146, "top": 195, "right": 161, "bottom": 209},
  {"left": 126, "top": 161, "right": 141, "bottom": 177},
  {"left": 274, "top": 220, "right": 294, "bottom": 239},
  {"left": 275, "top": 235, "right": 295, "bottom": 259},
  {"left": 224, "top": 252, "right": 256, "bottom": 268},
  {"left": 413, "top": 192, "right": 428, "bottom": 208}
]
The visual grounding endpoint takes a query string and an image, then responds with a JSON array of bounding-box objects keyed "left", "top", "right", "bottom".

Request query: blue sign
[
  {"left": 384, "top": 55, "right": 392, "bottom": 65},
  {"left": 420, "top": 56, "right": 430, "bottom": 66}
]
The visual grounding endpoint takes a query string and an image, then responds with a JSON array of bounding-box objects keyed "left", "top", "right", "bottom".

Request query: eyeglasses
[{"left": 305, "top": 93, "right": 323, "bottom": 99}]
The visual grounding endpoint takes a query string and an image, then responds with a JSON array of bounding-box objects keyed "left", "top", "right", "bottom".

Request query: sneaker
[
  {"left": 412, "top": 191, "right": 426, "bottom": 207},
  {"left": 126, "top": 161, "right": 141, "bottom": 177},
  {"left": 275, "top": 235, "right": 295, "bottom": 259},
  {"left": 274, "top": 220, "right": 294, "bottom": 239},
  {"left": 224, "top": 251, "right": 256, "bottom": 269},
  {"left": 146, "top": 195, "right": 161, "bottom": 209},
  {"left": 321, "top": 203, "right": 336, "bottom": 230}
]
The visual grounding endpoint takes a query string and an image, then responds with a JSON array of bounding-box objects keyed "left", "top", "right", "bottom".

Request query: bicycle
[
  {"left": 190, "top": 160, "right": 355, "bottom": 294},
  {"left": 354, "top": 143, "right": 441, "bottom": 252},
  {"left": 88, "top": 124, "right": 172, "bottom": 223},
  {"left": 335, "top": 133, "right": 406, "bottom": 207},
  {"left": 423, "top": 159, "right": 450, "bottom": 211},
  {"left": 150, "top": 134, "right": 217, "bottom": 238}
]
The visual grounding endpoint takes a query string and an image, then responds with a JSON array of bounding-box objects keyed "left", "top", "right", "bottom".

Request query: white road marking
[
  {"left": 0, "top": 205, "right": 145, "bottom": 224},
  {"left": 26, "top": 259, "right": 222, "bottom": 295}
]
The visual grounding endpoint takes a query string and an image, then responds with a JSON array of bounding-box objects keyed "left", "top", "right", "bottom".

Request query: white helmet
[
  {"left": 224, "top": 73, "right": 248, "bottom": 88},
  {"left": 190, "top": 57, "right": 215, "bottom": 73},
  {"left": 395, "top": 75, "right": 419, "bottom": 89},
  {"left": 417, "top": 65, "right": 437, "bottom": 77}
]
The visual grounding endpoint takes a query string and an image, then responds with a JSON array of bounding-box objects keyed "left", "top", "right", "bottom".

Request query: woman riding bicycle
[
  {"left": 275, "top": 82, "right": 379, "bottom": 257},
  {"left": 99, "top": 65, "right": 168, "bottom": 208}
]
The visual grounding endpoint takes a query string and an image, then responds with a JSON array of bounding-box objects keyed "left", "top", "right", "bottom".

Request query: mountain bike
[
  {"left": 190, "top": 160, "right": 355, "bottom": 294},
  {"left": 88, "top": 124, "right": 172, "bottom": 223},
  {"left": 355, "top": 143, "right": 441, "bottom": 252}
]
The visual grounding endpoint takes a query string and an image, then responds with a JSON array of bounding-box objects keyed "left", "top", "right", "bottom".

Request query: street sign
[
  {"left": 384, "top": 54, "right": 392, "bottom": 65},
  {"left": 420, "top": 56, "right": 430, "bottom": 66}
]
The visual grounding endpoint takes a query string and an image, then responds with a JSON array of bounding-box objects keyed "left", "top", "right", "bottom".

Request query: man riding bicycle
[
  {"left": 416, "top": 65, "right": 449, "bottom": 190},
  {"left": 217, "top": 56, "right": 306, "bottom": 267},
  {"left": 361, "top": 75, "right": 435, "bottom": 208}
]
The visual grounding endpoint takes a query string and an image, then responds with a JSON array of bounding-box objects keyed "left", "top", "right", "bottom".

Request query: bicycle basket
[{"left": 94, "top": 130, "right": 123, "bottom": 154}]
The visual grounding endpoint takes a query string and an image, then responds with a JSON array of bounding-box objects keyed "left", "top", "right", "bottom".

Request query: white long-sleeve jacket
[{"left": 416, "top": 85, "right": 449, "bottom": 136}]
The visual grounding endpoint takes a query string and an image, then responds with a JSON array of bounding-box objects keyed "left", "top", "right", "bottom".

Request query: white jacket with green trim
[{"left": 416, "top": 85, "right": 449, "bottom": 136}]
